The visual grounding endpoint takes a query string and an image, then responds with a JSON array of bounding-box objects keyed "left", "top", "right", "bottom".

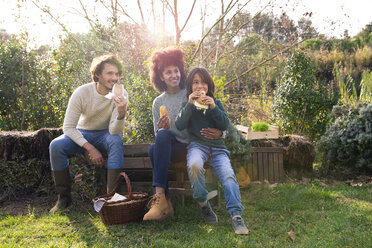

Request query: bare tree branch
[
  {"left": 31, "top": 0, "right": 79, "bottom": 44},
  {"left": 116, "top": 1, "right": 140, "bottom": 25},
  {"left": 137, "top": 0, "right": 145, "bottom": 25},
  {"left": 191, "top": 0, "right": 238, "bottom": 62},
  {"left": 77, "top": 0, "right": 97, "bottom": 32},
  {"left": 225, "top": 39, "right": 307, "bottom": 85},
  {"left": 179, "top": 0, "right": 196, "bottom": 33}
]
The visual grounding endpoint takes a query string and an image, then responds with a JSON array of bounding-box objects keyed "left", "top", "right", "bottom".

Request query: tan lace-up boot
[
  {"left": 167, "top": 197, "right": 174, "bottom": 216},
  {"left": 143, "top": 194, "right": 171, "bottom": 221}
]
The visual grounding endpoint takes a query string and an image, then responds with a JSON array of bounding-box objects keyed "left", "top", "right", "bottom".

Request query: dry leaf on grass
[
  {"left": 302, "top": 177, "right": 311, "bottom": 184},
  {"left": 269, "top": 183, "right": 278, "bottom": 189},
  {"left": 318, "top": 182, "right": 328, "bottom": 187},
  {"left": 288, "top": 230, "right": 295, "bottom": 241},
  {"left": 350, "top": 182, "right": 363, "bottom": 187},
  {"left": 74, "top": 173, "right": 83, "bottom": 185}
]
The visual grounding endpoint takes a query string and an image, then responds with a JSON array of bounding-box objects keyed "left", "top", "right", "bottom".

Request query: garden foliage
[
  {"left": 317, "top": 103, "right": 372, "bottom": 175},
  {"left": 273, "top": 51, "right": 338, "bottom": 141}
]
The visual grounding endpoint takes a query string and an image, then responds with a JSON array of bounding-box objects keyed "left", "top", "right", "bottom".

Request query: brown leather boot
[
  {"left": 167, "top": 197, "right": 174, "bottom": 216},
  {"left": 50, "top": 168, "right": 72, "bottom": 214},
  {"left": 143, "top": 194, "right": 171, "bottom": 221},
  {"left": 107, "top": 168, "right": 123, "bottom": 194}
]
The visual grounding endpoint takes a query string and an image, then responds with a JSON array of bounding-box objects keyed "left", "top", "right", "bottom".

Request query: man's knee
[
  {"left": 49, "top": 137, "right": 65, "bottom": 155},
  {"left": 107, "top": 134, "right": 123, "bottom": 149}
]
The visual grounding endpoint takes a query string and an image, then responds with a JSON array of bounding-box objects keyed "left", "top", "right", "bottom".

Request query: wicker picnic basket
[{"left": 93, "top": 172, "right": 149, "bottom": 225}]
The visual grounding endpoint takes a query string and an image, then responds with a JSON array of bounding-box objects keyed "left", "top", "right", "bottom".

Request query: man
[{"left": 49, "top": 54, "right": 128, "bottom": 213}]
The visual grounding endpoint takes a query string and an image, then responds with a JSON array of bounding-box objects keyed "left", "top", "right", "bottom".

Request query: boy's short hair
[
  {"left": 90, "top": 54, "right": 124, "bottom": 82},
  {"left": 149, "top": 47, "right": 186, "bottom": 93}
]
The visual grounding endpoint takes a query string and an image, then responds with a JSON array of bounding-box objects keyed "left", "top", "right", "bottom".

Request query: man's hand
[
  {"left": 113, "top": 95, "right": 128, "bottom": 120},
  {"left": 83, "top": 143, "right": 105, "bottom": 167},
  {"left": 200, "top": 128, "right": 222, "bottom": 140},
  {"left": 157, "top": 115, "right": 170, "bottom": 130}
]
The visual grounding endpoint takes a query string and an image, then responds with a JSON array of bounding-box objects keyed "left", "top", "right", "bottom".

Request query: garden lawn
[{"left": 1, "top": 181, "right": 371, "bottom": 248}]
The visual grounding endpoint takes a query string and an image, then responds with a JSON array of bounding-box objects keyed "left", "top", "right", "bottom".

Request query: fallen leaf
[
  {"left": 351, "top": 182, "right": 363, "bottom": 187},
  {"left": 288, "top": 230, "right": 295, "bottom": 241},
  {"left": 74, "top": 173, "right": 83, "bottom": 185},
  {"left": 319, "top": 182, "right": 328, "bottom": 187},
  {"left": 302, "top": 177, "right": 311, "bottom": 184},
  {"left": 269, "top": 183, "right": 278, "bottom": 189}
]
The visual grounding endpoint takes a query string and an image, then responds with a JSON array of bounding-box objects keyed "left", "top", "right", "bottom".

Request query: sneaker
[
  {"left": 232, "top": 216, "right": 249, "bottom": 235},
  {"left": 200, "top": 201, "right": 218, "bottom": 224}
]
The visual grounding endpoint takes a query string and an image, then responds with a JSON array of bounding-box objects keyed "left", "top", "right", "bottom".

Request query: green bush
[
  {"left": 273, "top": 51, "right": 338, "bottom": 141},
  {"left": 252, "top": 122, "right": 269, "bottom": 132},
  {"left": 317, "top": 103, "right": 372, "bottom": 176},
  {"left": 225, "top": 123, "right": 252, "bottom": 165}
]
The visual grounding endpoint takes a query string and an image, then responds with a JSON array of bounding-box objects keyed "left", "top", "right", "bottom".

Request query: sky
[{"left": 0, "top": 0, "right": 371, "bottom": 48}]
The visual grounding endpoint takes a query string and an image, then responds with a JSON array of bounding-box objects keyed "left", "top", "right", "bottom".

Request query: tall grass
[
  {"left": 360, "top": 70, "right": 372, "bottom": 102},
  {"left": 334, "top": 63, "right": 372, "bottom": 105}
]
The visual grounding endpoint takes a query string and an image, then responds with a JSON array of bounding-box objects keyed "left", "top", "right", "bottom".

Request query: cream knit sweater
[{"left": 63, "top": 82, "right": 128, "bottom": 147}]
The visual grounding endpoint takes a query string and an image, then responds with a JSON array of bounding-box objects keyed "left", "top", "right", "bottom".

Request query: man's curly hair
[
  {"left": 90, "top": 54, "right": 123, "bottom": 82},
  {"left": 149, "top": 47, "right": 186, "bottom": 93}
]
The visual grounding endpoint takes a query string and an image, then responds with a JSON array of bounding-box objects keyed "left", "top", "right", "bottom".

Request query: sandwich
[
  {"left": 194, "top": 90, "right": 209, "bottom": 110},
  {"left": 112, "top": 83, "right": 125, "bottom": 96},
  {"left": 160, "top": 105, "right": 171, "bottom": 125}
]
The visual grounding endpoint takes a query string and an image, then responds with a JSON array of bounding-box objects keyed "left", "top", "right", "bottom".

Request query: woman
[{"left": 144, "top": 47, "right": 222, "bottom": 221}]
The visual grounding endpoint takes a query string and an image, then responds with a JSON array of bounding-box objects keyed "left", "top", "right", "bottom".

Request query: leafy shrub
[
  {"left": 317, "top": 103, "right": 372, "bottom": 176},
  {"left": 272, "top": 51, "right": 338, "bottom": 141},
  {"left": 225, "top": 123, "right": 252, "bottom": 165},
  {"left": 124, "top": 75, "right": 157, "bottom": 143},
  {"left": 0, "top": 38, "right": 70, "bottom": 130},
  {"left": 252, "top": 122, "right": 269, "bottom": 132}
]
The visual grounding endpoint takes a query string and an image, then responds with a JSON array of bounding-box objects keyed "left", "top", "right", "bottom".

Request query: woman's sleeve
[{"left": 152, "top": 99, "right": 161, "bottom": 134}]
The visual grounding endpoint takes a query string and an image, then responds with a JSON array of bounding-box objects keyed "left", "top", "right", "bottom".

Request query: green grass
[{"left": 1, "top": 182, "right": 371, "bottom": 248}]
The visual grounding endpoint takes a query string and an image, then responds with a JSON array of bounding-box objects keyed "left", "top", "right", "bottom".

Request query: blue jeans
[
  {"left": 49, "top": 129, "right": 124, "bottom": 171},
  {"left": 187, "top": 142, "right": 244, "bottom": 217},
  {"left": 148, "top": 129, "right": 187, "bottom": 194}
]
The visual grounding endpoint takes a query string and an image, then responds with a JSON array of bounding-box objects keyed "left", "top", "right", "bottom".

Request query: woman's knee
[{"left": 154, "top": 129, "right": 172, "bottom": 144}]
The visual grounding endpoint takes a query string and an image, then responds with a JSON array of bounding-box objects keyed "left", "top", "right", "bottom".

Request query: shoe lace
[
  {"left": 147, "top": 195, "right": 160, "bottom": 209},
  {"left": 233, "top": 217, "right": 244, "bottom": 226},
  {"left": 202, "top": 203, "right": 213, "bottom": 216}
]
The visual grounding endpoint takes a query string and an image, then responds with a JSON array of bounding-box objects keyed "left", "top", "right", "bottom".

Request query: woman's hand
[
  {"left": 200, "top": 128, "right": 222, "bottom": 140},
  {"left": 157, "top": 114, "right": 170, "bottom": 129}
]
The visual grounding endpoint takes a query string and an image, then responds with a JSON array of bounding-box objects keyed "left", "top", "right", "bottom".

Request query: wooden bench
[{"left": 122, "top": 144, "right": 220, "bottom": 206}]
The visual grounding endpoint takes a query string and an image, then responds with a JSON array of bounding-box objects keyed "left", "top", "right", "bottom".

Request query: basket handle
[{"left": 111, "top": 172, "right": 133, "bottom": 199}]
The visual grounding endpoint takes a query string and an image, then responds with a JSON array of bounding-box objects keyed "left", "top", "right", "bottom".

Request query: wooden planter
[
  {"left": 236, "top": 124, "right": 279, "bottom": 140},
  {"left": 248, "top": 147, "right": 284, "bottom": 182}
]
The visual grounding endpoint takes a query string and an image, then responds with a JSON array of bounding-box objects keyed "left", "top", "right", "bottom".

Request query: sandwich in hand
[
  {"left": 160, "top": 105, "right": 171, "bottom": 125},
  {"left": 194, "top": 90, "right": 209, "bottom": 110},
  {"left": 112, "top": 83, "right": 125, "bottom": 96}
]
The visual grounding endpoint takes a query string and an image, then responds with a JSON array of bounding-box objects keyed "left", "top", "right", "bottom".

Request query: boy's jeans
[
  {"left": 187, "top": 142, "right": 244, "bottom": 217},
  {"left": 49, "top": 129, "right": 123, "bottom": 171}
]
